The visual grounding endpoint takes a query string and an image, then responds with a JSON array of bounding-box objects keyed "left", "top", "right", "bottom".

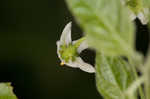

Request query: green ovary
[{"left": 60, "top": 44, "right": 78, "bottom": 62}]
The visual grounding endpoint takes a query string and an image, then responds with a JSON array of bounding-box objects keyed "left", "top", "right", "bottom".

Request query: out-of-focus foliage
[
  {"left": 0, "top": 83, "right": 17, "bottom": 99},
  {"left": 66, "top": 0, "right": 135, "bottom": 57},
  {"left": 65, "top": 0, "right": 146, "bottom": 99},
  {"left": 126, "top": 0, "right": 142, "bottom": 14},
  {"left": 143, "top": 0, "right": 150, "bottom": 7},
  {"left": 96, "top": 53, "right": 135, "bottom": 99}
]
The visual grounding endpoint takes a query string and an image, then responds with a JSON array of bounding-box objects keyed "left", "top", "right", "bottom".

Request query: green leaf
[
  {"left": 143, "top": 0, "right": 150, "bottom": 7},
  {"left": 96, "top": 53, "right": 135, "bottom": 99},
  {"left": 66, "top": 0, "right": 135, "bottom": 56},
  {"left": 0, "top": 83, "right": 17, "bottom": 99}
]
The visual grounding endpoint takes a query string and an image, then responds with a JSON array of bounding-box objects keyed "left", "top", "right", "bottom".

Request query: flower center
[{"left": 60, "top": 44, "right": 79, "bottom": 63}]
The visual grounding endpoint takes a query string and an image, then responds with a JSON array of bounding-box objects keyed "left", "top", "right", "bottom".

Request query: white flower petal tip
[
  {"left": 56, "top": 41, "right": 62, "bottom": 60},
  {"left": 66, "top": 57, "right": 95, "bottom": 73},
  {"left": 60, "top": 22, "right": 72, "bottom": 45},
  {"left": 76, "top": 57, "right": 95, "bottom": 73}
]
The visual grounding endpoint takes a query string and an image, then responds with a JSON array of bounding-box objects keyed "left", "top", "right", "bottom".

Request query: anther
[{"left": 60, "top": 62, "right": 65, "bottom": 66}]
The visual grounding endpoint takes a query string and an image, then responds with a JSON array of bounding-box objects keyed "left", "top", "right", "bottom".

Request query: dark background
[
  {"left": 0, "top": 0, "right": 101, "bottom": 99},
  {"left": 0, "top": 0, "right": 149, "bottom": 99}
]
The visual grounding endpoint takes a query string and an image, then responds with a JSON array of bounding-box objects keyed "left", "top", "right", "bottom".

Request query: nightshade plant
[
  {"left": 57, "top": 0, "right": 150, "bottom": 99},
  {"left": 1, "top": 0, "right": 150, "bottom": 99}
]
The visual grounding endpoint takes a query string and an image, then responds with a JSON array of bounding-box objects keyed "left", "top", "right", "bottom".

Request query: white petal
[
  {"left": 66, "top": 57, "right": 95, "bottom": 73},
  {"left": 137, "top": 8, "right": 149, "bottom": 25},
  {"left": 76, "top": 57, "right": 95, "bottom": 73},
  {"left": 60, "top": 22, "right": 72, "bottom": 45},
  {"left": 73, "top": 40, "right": 88, "bottom": 53},
  {"left": 77, "top": 41, "right": 88, "bottom": 53},
  {"left": 66, "top": 60, "right": 79, "bottom": 68},
  {"left": 65, "top": 57, "right": 95, "bottom": 73},
  {"left": 137, "top": 13, "right": 145, "bottom": 24},
  {"left": 129, "top": 12, "right": 136, "bottom": 21},
  {"left": 56, "top": 41, "right": 63, "bottom": 61}
]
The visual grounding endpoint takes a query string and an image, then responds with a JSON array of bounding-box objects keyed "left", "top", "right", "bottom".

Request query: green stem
[
  {"left": 145, "top": 67, "right": 150, "bottom": 99},
  {"left": 126, "top": 76, "right": 144, "bottom": 99},
  {"left": 144, "top": 50, "right": 150, "bottom": 99},
  {"left": 132, "top": 65, "right": 145, "bottom": 99},
  {"left": 129, "top": 56, "right": 145, "bottom": 99}
]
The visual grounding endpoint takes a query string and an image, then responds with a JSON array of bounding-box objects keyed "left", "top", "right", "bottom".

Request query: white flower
[
  {"left": 56, "top": 22, "right": 95, "bottom": 73},
  {"left": 129, "top": 8, "right": 149, "bottom": 25},
  {"left": 120, "top": 0, "right": 149, "bottom": 25}
]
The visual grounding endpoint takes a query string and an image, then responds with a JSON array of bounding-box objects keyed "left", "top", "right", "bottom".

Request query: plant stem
[
  {"left": 129, "top": 56, "right": 145, "bottom": 99},
  {"left": 132, "top": 65, "right": 145, "bottom": 99},
  {"left": 144, "top": 49, "right": 150, "bottom": 99}
]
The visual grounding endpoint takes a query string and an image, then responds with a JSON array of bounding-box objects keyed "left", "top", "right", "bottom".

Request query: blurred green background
[{"left": 0, "top": 0, "right": 101, "bottom": 99}]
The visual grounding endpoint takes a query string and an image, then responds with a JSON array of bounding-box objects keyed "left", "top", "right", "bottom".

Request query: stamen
[{"left": 60, "top": 62, "right": 65, "bottom": 66}]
